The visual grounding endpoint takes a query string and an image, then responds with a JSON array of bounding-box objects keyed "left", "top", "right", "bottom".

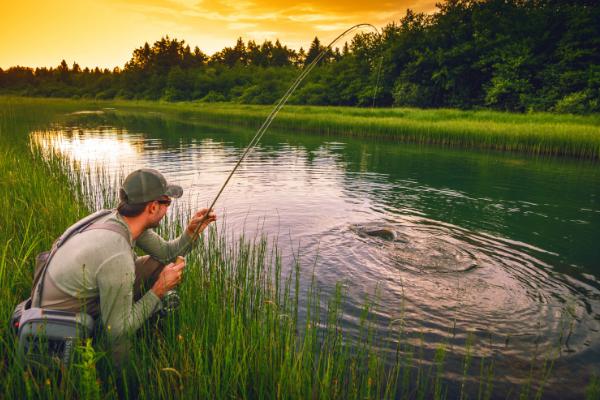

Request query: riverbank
[
  {"left": 113, "top": 99, "right": 600, "bottom": 160},
  {"left": 4, "top": 96, "right": 600, "bottom": 160}
]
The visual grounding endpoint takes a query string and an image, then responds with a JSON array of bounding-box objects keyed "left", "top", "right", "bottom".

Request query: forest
[{"left": 1, "top": 0, "right": 598, "bottom": 113}]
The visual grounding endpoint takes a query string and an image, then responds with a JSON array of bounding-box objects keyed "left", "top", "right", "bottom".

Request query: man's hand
[
  {"left": 186, "top": 208, "right": 217, "bottom": 239},
  {"left": 151, "top": 258, "right": 185, "bottom": 299}
]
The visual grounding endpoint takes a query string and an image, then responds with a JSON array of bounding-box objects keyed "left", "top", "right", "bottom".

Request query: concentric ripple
[{"left": 339, "top": 216, "right": 600, "bottom": 363}]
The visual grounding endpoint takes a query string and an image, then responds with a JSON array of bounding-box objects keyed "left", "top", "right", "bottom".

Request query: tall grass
[
  {"left": 0, "top": 96, "right": 593, "bottom": 399},
  {"left": 107, "top": 100, "right": 600, "bottom": 160}
]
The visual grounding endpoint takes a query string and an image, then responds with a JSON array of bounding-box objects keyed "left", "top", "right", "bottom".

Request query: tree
[
  {"left": 259, "top": 40, "right": 274, "bottom": 67},
  {"left": 57, "top": 59, "right": 70, "bottom": 82},
  {"left": 305, "top": 37, "right": 327, "bottom": 66},
  {"left": 484, "top": 43, "right": 534, "bottom": 111},
  {"left": 246, "top": 40, "right": 262, "bottom": 66},
  {"left": 124, "top": 36, "right": 193, "bottom": 73},
  {"left": 192, "top": 46, "right": 208, "bottom": 66},
  {"left": 295, "top": 47, "right": 306, "bottom": 67},
  {"left": 272, "top": 40, "right": 293, "bottom": 67},
  {"left": 215, "top": 37, "right": 247, "bottom": 67},
  {"left": 164, "top": 66, "right": 190, "bottom": 100}
]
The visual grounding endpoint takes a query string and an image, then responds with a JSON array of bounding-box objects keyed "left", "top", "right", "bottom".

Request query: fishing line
[
  {"left": 188, "top": 23, "right": 381, "bottom": 239},
  {"left": 372, "top": 55, "right": 384, "bottom": 108}
]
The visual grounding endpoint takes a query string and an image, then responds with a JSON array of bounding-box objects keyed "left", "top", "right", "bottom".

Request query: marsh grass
[
  {"left": 107, "top": 100, "right": 600, "bottom": 160},
  {"left": 0, "top": 96, "right": 593, "bottom": 399}
]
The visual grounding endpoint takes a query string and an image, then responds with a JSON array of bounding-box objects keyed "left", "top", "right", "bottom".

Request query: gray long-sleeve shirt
[{"left": 33, "top": 210, "right": 193, "bottom": 342}]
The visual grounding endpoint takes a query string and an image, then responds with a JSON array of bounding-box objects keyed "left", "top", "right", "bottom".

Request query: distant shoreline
[{"left": 3, "top": 96, "right": 600, "bottom": 160}]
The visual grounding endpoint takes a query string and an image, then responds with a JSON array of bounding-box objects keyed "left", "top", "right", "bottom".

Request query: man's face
[{"left": 146, "top": 196, "right": 171, "bottom": 228}]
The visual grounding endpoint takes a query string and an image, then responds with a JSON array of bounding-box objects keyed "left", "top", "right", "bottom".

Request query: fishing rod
[{"left": 187, "top": 23, "right": 381, "bottom": 240}]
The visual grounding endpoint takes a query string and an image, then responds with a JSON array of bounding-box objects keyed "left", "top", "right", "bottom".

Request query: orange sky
[{"left": 0, "top": 0, "right": 437, "bottom": 69}]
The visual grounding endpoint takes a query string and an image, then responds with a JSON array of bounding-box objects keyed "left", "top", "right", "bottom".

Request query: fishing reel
[{"left": 159, "top": 290, "right": 180, "bottom": 316}]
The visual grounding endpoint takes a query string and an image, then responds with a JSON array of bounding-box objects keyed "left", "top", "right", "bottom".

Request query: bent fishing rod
[{"left": 187, "top": 23, "right": 381, "bottom": 241}]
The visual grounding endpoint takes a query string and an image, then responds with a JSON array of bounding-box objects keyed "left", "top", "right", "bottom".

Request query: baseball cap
[{"left": 120, "top": 168, "right": 183, "bottom": 204}]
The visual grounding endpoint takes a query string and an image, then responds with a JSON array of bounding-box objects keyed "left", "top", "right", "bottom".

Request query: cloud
[
  {"left": 287, "top": 14, "right": 332, "bottom": 23},
  {"left": 314, "top": 23, "right": 356, "bottom": 32},
  {"left": 108, "top": 0, "right": 438, "bottom": 54},
  {"left": 228, "top": 22, "right": 258, "bottom": 30},
  {"left": 107, "top": 0, "right": 189, "bottom": 13},
  {"left": 245, "top": 31, "right": 279, "bottom": 40},
  {"left": 116, "top": 0, "right": 436, "bottom": 25}
]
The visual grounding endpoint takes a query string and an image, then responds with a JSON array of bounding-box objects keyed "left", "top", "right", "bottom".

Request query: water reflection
[
  {"left": 33, "top": 128, "right": 143, "bottom": 167},
  {"left": 31, "top": 113, "right": 600, "bottom": 398}
]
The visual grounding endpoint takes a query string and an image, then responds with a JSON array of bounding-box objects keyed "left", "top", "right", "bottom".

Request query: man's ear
[{"left": 145, "top": 201, "right": 157, "bottom": 215}]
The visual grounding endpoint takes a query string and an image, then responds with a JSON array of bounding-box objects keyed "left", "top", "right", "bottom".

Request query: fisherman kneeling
[{"left": 28, "top": 168, "right": 216, "bottom": 364}]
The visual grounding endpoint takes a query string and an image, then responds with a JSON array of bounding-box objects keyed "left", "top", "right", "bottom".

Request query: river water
[{"left": 31, "top": 110, "right": 600, "bottom": 398}]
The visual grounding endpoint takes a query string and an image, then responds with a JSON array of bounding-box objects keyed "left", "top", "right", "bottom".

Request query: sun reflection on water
[{"left": 30, "top": 128, "right": 143, "bottom": 169}]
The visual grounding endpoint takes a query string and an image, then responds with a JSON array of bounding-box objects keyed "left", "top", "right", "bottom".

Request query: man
[{"left": 31, "top": 168, "right": 216, "bottom": 362}]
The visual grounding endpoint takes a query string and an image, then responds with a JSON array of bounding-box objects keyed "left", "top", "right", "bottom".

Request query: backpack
[{"left": 10, "top": 209, "right": 129, "bottom": 367}]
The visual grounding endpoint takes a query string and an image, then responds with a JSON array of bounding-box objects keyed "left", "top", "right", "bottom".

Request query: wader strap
[
  {"left": 32, "top": 210, "right": 127, "bottom": 307},
  {"left": 83, "top": 223, "right": 130, "bottom": 243}
]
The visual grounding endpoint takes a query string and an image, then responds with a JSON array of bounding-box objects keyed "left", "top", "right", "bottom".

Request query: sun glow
[{"left": 0, "top": 0, "right": 437, "bottom": 69}]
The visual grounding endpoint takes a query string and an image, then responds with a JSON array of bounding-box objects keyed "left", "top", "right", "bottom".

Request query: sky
[{"left": 0, "top": 0, "right": 437, "bottom": 70}]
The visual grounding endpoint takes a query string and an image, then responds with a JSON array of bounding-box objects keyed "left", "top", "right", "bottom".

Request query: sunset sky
[{"left": 1, "top": 0, "right": 437, "bottom": 69}]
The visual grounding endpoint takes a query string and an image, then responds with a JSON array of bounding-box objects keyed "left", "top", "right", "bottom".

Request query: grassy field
[{"left": 1, "top": 96, "right": 599, "bottom": 399}]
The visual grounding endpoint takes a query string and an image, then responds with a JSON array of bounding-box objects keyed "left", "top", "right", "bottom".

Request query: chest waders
[{"left": 10, "top": 209, "right": 129, "bottom": 369}]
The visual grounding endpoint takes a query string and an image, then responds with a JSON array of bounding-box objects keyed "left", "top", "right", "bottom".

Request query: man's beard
[{"left": 146, "top": 218, "right": 161, "bottom": 229}]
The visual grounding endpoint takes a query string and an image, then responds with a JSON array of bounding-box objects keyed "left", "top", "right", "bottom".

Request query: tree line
[{"left": 1, "top": 0, "right": 598, "bottom": 113}]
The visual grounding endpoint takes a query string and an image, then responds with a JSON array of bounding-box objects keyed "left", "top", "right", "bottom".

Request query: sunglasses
[{"left": 156, "top": 198, "right": 172, "bottom": 206}]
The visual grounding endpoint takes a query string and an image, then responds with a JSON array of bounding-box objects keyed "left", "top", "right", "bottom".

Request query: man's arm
[
  {"left": 136, "top": 208, "right": 216, "bottom": 264},
  {"left": 96, "top": 252, "right": 161, "bottom": 340},
  {"left": 135, "top": 229, "right": 193, "bottom": 264}
]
